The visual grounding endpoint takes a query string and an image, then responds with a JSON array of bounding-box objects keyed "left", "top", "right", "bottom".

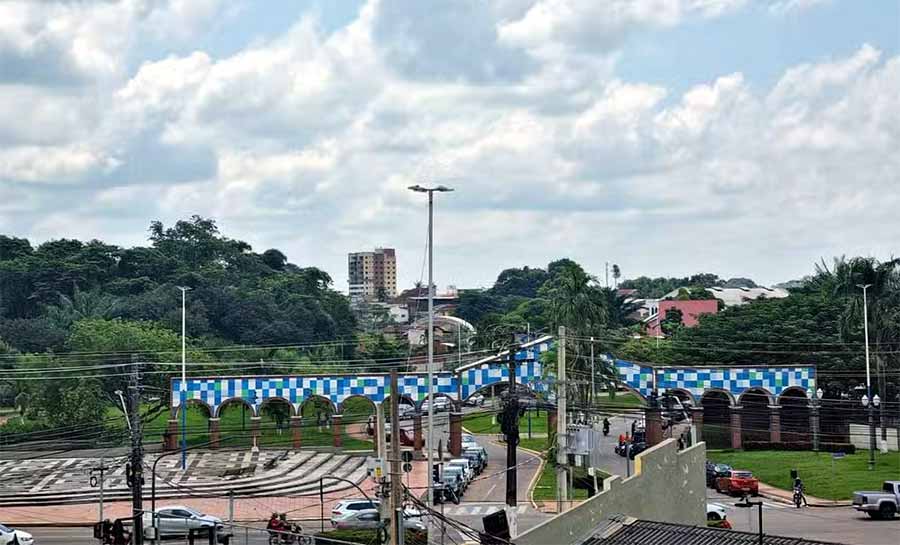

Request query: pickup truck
[{"left": 853, "top": 481, "right": 900, "bottom": 519}]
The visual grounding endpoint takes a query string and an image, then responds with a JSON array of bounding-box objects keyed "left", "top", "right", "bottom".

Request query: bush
[{"left": 742, "top": 441, "right": 855, "bottom": 454}]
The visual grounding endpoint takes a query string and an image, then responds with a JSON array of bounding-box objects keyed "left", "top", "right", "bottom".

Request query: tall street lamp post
[
  {"left": 809, "top": 387, "right": 823, "bottom": 452},
  {"left": 177, "top": 286, "right": 191, "bottom": 470},
  {"left": 857, "top": 283, "right": 874, "bottom": 470},
  {"left": 408, "top": 184, "right": 453, "bottom": 518},
  {"left": 862, "top": 394, "right": 880, "bottom": 470}
]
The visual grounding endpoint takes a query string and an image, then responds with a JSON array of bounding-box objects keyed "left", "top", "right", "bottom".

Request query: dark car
[{"left": 706, "top": 462, "right": 733, "bottom": 488}]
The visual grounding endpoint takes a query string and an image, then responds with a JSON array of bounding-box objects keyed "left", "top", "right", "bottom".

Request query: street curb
[
  {"left": 487, "top": 438, "right": 546, "bottom": 512},
  {"left": 758, "top": 490, "right": 852, "bottom": 508}
]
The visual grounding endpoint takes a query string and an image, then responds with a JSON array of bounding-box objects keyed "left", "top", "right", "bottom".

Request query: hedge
[{"left": 742, "top": 441, "right": 855, "bottom": 454}]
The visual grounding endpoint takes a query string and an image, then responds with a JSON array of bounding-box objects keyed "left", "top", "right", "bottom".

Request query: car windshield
[
  {"left": 715, "top": 464, "right": 731, "bottom": 472},
  {"left": 733, "top": 471, "right": 753, "bottom": 479},
  {"left": 0, "top": 524, "right": 10, "bottom": 532}
]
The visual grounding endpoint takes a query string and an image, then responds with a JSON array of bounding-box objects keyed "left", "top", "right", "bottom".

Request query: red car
[{"left": 715, "top": 470, "right": 759, "bottom": 496}]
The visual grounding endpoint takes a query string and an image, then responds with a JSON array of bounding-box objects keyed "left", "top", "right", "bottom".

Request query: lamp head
[
  {"left": 861, "top": 394, "right": 869, "bottom": 407},
  {"left": 408, "top": 185, "right": 427, "bottom": 193},
  {"left": 816, "top": 388, "right": 823, "bottom": 399},
  {"left": 873, "top": 394, "right": 880, "bottom": 407}
]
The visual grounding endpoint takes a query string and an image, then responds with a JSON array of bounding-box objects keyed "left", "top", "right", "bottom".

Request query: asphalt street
[{"left": 707, "top": 489, "right": 900, "bottom": 545}]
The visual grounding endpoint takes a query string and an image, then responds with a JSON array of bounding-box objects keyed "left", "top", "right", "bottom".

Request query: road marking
[{"left": 485, "top": 483, "right": 497, "bottom": 498}]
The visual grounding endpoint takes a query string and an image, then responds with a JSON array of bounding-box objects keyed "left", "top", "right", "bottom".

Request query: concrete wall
[
  {"left": 849, "top": 424, "right": 899, "bottom": 451},
  {"left": 517, "top": 439, "right": 706, "bottom": 545}
]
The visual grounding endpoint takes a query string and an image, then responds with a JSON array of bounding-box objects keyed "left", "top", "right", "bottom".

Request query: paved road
[{"left": 707, "top": 489, "right": 900, "bottom": 545}]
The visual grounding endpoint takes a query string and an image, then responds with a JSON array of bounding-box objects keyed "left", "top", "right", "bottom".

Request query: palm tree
[
  {"left": 42, "top": 287, "right": 120, "bottom": 329},
  {"left": 813, "top": 256, "right": 900, "bottom": 439},
  {"left": 542, "top": 266, "right": 613, "bottom": 405}
]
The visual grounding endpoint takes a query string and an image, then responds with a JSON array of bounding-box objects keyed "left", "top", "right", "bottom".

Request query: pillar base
[
  {"left": 332, "top": 414, "right": 343, "bottom": 448},
  {"left": 769, "top": 406, "right": 781, "bottom": 443},
  {"left": 209, "top": 418, "right": 221, "bottom": 449},
  {"left": 291, "top": 416, "right": 302, "bottom": 450},
  {"left": 730, "top": 406, "right": 743, "bottom": 450},
  {"left": 449, "top": 412, "right": 462, "bottom": 456},
  {"left": 250, "top": 416, "right": 261, "bottom": 449},
  {"left": 165, "top": 419, "right": 178, "bottom": 451}
]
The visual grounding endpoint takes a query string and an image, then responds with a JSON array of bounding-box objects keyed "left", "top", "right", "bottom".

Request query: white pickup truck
[{"left": 852, "top": 481, "right": 900, "bottom": 519}]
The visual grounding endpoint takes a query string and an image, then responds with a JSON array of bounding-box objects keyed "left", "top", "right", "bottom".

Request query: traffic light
[
  {"left": 125, "top": 463, "right": 132, "bottom": 489},
  {"left": 432, "top": 463, "right": 441, "bottom": 483}
]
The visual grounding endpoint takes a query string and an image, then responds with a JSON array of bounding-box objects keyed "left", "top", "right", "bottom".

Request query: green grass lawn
[
  {"left": 532, "top": 463, "right": 603, "bottom": 502},
  {"left": 463, "top": 410, "right": 549, "bottom": 435},
  {"left": 708, "top": 450, "right": 900, "bottom": 501},
  {"left": 519, "top": 437, "right": 550, "bottom": 453}
]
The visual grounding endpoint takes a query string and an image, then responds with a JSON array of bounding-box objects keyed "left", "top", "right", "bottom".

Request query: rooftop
[{"left": 587, "top": 519, "right": 845, "bottom": 545}]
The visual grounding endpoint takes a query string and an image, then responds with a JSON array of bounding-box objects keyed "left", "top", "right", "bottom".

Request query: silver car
[{"left": 143, "top": 505, "right": 228, "bottom": 542}]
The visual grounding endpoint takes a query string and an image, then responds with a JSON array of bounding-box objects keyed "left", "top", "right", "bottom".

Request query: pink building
[{"left": 644, "top": 299, "right": 718, "bottom": 337}]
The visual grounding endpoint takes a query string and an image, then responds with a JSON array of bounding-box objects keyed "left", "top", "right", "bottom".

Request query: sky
[{"left": 1, "top": 0, "right": 898, "bottom": 292}]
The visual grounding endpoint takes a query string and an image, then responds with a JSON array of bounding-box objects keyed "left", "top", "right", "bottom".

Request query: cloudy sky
[{"left": 1, "top": 0, "right": 898, "bottom": 291}]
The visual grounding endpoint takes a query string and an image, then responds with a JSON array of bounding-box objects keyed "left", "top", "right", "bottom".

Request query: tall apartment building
[{"left": 348, "top": 248, "right": 397, "bottom": 301}]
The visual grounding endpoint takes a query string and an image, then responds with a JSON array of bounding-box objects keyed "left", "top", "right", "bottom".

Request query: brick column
[
  {"left": 690, "top": 407, "right": 704, "bottom": 443},
  {"left": 165, "top": 419, "right": 178, "bottom": 451},
  {"left": 548, "top": 411, "right": 558, "bottom": 435},
  {"left": 250, "top": 416, "right": 261, "bottom": 449},
  {"left": 209, "top": 418, "right": 221, "bottom": 449},
  {"left": 332, "top": 414, "right": 343, "bottom": 448},
  {"left": 769, "top": 406, "right": 781, "bottom": 443},
  {"left": 291, "top": 416, "right": 302, "bottom": 450},
  {"left": 730, "top": 406, "right": 743, "bottom": 450},
  {"left": 413, "top": 413, "right": 424, "bottom": 454},
  {"left": 449, "top": 412, "right": 462, "bottom": 456},
  {"left": 645, "top": 408, "right": 664, "bottom": 447}
]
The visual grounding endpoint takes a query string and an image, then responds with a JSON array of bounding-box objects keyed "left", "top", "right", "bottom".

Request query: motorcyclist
[
  {"left": 267, "top": 513, "right": 285, "bottom": 543},
  {"left": 793, "top": 477, "right": 808, "bottom": 507}
]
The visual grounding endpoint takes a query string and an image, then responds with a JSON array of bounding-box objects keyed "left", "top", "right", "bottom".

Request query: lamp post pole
[
  {"left": 810, "top": 388, "right": 823, "bottom": 452},
  {"left": 177, "top": 286, "right": 190, "bottom": 471},
  {"left": 858, "top": 284, "right": 874, "bottom": 470},
  {"left": 736, "top": 496, "right": 763, "bottom": 545},
  {"left": 408, "top": 184, "right": 453, "bottom": 521}
]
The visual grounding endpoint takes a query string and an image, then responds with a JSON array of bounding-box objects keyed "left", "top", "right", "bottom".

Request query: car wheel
[
  {"left": 879, "top": 503, "right": 896, "bottom": 520},
  {"left": 707, "top": 513, "right": 721, "bottom": 521}
]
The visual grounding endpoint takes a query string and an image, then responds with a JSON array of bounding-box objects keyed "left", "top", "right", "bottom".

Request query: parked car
[
  {"left": 441, "top": 465, "right": 466, "bottom": 495},
  {"left": 331, "top": 500, "right": 424, "bottom": 530},
  {"left": 143, "top": 506, "right": 231, "bottom": 543},
  {"left": 462, "top": 448, "right": 485, "bottom": 473},
  {"left": 706, "top": 462, "right": 733, "bottom": 488},
  {"left": 464, "top": 394, "right": 485, "bottom": 407},
  {"left": 422, "top": 397, "right": 451, "bottom": 413},
  {"left": 715, "top": 470, "right": 759, "bottom": 496},
  {"left": 0, "top": 523, "right": 34, "bottom": 545},
  {"left": 853, "top": 481, "right": 900, "bottom": 519},
  {"left": 448, "top": 458, "right": 475, "bottom": 485},
  {"left": 627, "top": 442, "right": 648, "bottom": 460}
]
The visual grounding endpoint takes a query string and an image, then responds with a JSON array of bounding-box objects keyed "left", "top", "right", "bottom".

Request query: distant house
[{"left": 644, "top": 299, "right": 718, "bottom": 337}]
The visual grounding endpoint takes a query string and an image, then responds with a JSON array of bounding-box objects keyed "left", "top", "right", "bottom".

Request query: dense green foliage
[{"left": 0, "top": 216, "right": 416, "bottom": 439}]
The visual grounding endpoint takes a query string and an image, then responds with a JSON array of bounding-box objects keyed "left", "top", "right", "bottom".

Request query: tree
[
  {"left": 42, "top": 287, "right": 121, "bottom": 329},
  {"left": 261, "top": 249, "right": 288, "bottom": 271},
  {"left": 612, "top": 264, "right": 621, "bottom": 288},
  {"left": 491, "top": 266, "right": 549, "bottom": 298},
  {"left": 661, "top": 308, "right": 684, "bottom": 336}
]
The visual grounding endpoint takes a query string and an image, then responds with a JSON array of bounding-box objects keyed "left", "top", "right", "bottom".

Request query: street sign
[
  {"left": 402, "top": 450, "right": 413, "bottom": 463},
  {"left": 403, "top": 462, "right": 413, "bottom": 473}
]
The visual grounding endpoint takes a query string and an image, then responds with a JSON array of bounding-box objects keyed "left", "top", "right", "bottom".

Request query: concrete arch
[
  {"left": 338, "top": 394, "right": 377, "bottom": 415},
  {"left": 777, "top": 386, "right": 810, "bottom": 405},
  {"left": 172, "top": 397, "right": 213, "bottom": 419},
  {"left": 664, "top": 388, "right": 696, "bottom": 407},
  {"left": 299, "top": 395, "right": 337, "bottom": 417},
  {"left": 418, "top": 392, "right": 461, "bottom": 412},
  {"left": 258, "top": 396, "right": 296, "bottom": 417},
  {"left": 462, "top": 381, "right": 540, "bottom": 403},
  {"left": 215, "top": 397, "right": 256, "bottom": 419},
  {"left": 381, "top": 394, "right": 416, "bottom": 409},
  {"left": 738, "top": 387, "right": 775, "bottom": 407},
  {"left": 700, "top": 388, "right": 736, "bottom": 407}
]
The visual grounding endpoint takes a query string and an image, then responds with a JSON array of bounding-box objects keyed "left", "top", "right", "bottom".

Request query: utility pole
[
  {"left": 504, "top": 342, "right": 520, "bottom": 539},
  {"left": 590, "top": 337, "right": 595, "bottom": 404},
  {"left": 557, "top": 326, "right": 568, "bottom": 513},
  {"left": 389, "top": 370, "right": 403, "bottom": 545},
  {"left": 129, "top": 358, "right": 145, "bottom": 545}
]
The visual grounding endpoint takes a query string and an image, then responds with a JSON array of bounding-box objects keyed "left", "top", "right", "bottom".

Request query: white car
[
  {"left": 331, "top": 500, "right": 422, "bottom": 530},
  {"left": 448, "top": 459, "right": 475, "bottom": 485},
  {"left": 142, "top": 505, "right": 228, "bottom": 542},
  {"left": 706, "top": 502, "right": 728, "bottom": 521},
  {"left": 421, "top": 397, "right": 451, "bottom": 413},
  {"left": 0, "top": 524, "right": 34, "bottom": 545}
]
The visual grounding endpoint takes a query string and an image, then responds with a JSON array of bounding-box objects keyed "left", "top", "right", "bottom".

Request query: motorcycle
[
  {"left": 268, "top": 518, "right": 304, "bottom": 544},
  {"left": 792, "top": 487, "right": 804, "bottom": 509}
]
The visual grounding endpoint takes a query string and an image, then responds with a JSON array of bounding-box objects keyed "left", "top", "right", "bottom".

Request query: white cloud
[
  {"left": 1, "top": 0, "right": 898, "bottom": 290},
  {"left": 768, "top": 0, "right": 831, "bottom": 16}
]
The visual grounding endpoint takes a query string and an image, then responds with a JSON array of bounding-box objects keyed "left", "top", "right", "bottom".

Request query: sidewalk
[{"left": 757, "top": 483, "right": 851, "bottom": 507}]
